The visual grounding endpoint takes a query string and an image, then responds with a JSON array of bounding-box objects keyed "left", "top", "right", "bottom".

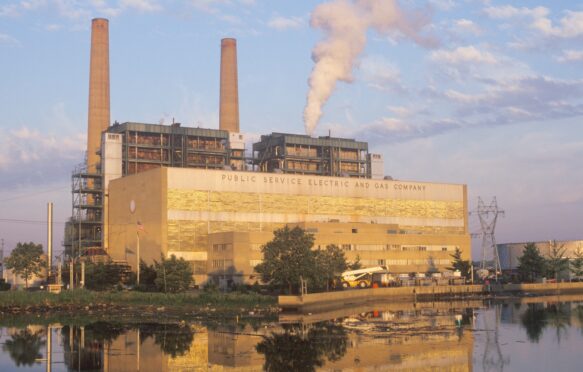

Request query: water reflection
[
  {"left": 0, "top": 297, "right": 583, "bottom": 371},
  {"left": 2, "top": 328, "right": 45, "bottom": 367},
  {"left": 140, "top": 323, "right": 194, "bottom": 358},
  {"left": 256, "top": 322, "right": 347, "bottom": 372},
  {"left": 519, "top": 302, "right": 574, "bottom": 343}
]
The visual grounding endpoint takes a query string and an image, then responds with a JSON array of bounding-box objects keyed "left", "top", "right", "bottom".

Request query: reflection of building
[
  {"left": 498, "top": 240, "right": 583, "bottom": 277},
  {"left": 107, "top": 167, "right": 470, "bottom": 284},
  {"left": 204, "top": 307, "right": 474, "bottom": 371},
  {"left": 327, "top": 310, "right": 473, "bottom": 371},
  {"left": 207, "top": 325, "right": 266, "bottom": 369}
]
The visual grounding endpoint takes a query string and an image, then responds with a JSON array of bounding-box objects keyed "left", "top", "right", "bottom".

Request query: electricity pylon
[{"left": 470, "top": 197, "right": 504, "bottom": 277}]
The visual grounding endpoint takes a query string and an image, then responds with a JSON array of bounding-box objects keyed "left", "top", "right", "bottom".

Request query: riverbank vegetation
[{"left": 0, "top": 289, "right": 278, "bottom": 319}]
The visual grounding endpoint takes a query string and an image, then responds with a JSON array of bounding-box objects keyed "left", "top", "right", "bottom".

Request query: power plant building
[
  {"left": 66, "top": 17, "right": 472, "bottom": 286},
  {"left": 106, "top": 165, "right": 470, "bottom": 285}
]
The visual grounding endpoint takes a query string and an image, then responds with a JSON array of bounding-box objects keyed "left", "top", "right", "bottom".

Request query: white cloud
[
  {"left": 557, "top": 49, "right": 583, "bottom": 63},
  {"left": 547, "top": 11, "right": 583, "bottom": 38},
  {"left": 45, "top": 23, "right": 62, "bottom": 31},
  {"left": 20, "top": 0, "right": 46, "bottom": 11},
  {"left": 0, "top": 4, "right": 19, "bottom": 17},
  {"left": 430, "top": 45, "right": 497, "bottom": 64},
  {"left": 119, "top": 0, "right": 161, "bottom": 12},
  {"left": 484, "top": 6, "right": 583, "bottom": 39},
  {"left": 429, "top": 0, "right": 456, "bottom": 11},
  {"left": 267, "top": 15, "right": 304, "bottom": 31},
  {"left": 0, "top": 0, "right": 47, "bottom": 17},
  {"left": 188, "top": 0, "right": 253, "bottom": 14},
  {"left": 0, "top": 33, "right": 20, "bottom": 46},
  {"left": 0, "top": 126, "right": 85, "bottom": 188},
  {"left": 483, "top": 5, "right": 549, "bottom": 20},
  {"left": 453, "top": 18, "right": 481, "bottom": 35}
]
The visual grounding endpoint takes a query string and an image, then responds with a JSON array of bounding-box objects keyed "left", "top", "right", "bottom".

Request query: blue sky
[{"left": 0, "top": 0, "right": 582, "bottom": 260}]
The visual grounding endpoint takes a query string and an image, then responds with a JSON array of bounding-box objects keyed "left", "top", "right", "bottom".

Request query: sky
[{"left": 0, "top": 0, "right": 582, "bottom": 261}]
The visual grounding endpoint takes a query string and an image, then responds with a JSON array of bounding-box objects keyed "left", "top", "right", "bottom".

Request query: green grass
[{"left": 0, "top": 289, "right": 276, "bottom": 309}]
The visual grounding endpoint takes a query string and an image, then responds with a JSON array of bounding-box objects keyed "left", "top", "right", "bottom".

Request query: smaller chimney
[{"left": 219, "top": 38, "right": 240, "bottom": 133}]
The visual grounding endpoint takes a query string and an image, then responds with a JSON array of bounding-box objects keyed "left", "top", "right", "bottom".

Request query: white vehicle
[{"left": 340, "top": 266, "right": 387, "bottom": 289}]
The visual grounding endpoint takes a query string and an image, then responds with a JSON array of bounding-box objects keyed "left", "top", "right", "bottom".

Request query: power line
[
  {"left": 0, "top": 218, "right": 67, "bottom": 225},
  {"left": 0, "top": 185, "right": 70, "bottom": 203}
]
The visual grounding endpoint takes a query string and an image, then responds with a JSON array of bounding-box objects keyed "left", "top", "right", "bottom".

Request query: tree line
[{"left": 517, "top": 241, "right": 583, "bottom": 282}]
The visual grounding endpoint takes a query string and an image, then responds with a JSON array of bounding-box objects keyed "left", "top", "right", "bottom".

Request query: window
[
  {"left": 351, "top": 228, "right": 358, "bottom": 233},
  {"left": 442, "top": 247, "right": 448, "bottom": 251},
  {"left": 341, "top": 244, "right": 352, "bottom": 251}
]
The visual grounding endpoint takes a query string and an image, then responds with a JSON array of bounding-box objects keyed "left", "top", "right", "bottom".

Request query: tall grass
[{"left": 0, "top": 290, "right": 276, "bottom": 308}]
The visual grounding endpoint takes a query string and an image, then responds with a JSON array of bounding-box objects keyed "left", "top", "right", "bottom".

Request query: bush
[{"left": 0, "top": 278, "right": 11, "bottom": 291}]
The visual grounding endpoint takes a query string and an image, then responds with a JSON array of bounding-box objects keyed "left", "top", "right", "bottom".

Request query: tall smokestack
[
  {"left": 87, "top": 18, "right": 110, "bottom": 172},
  {"left": 219, "top": 38, "right": 239, "bottom": 133}
]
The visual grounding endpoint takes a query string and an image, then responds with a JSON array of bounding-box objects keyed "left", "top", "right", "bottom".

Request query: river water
[{"left": 1, "top": 295, "right": 582, "bottom": 371}]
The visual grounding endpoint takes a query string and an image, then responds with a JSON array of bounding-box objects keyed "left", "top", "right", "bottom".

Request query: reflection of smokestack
[
  {"left": 219, "top": 38, "right": 239, "bottom": 133},
  {"left": 87, "top": 18, "right": 110, "bottom": 172}
]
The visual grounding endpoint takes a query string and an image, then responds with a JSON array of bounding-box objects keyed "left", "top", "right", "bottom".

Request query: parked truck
[{"left": 340, "top": 266, "right": 388, "bottom": 289}]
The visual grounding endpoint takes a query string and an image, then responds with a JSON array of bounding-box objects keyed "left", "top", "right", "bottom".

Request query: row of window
[
  {"left": 211, "top": 259, "right": 234, "bottom": 269},
  {"left": 212, "top": 243, "right": 233, "bottom": 252},
  {"left": 249, "top": 257, "right": 453, "bottom": 269},
  {"left": 386, "top": 259, "right": 451, "bottom": 265},
  {"left": 340, "top": 244, "right": 457, "bottom": 252}
]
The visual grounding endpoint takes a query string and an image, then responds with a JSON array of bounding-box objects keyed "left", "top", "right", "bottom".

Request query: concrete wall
[
  {"left": 280, "top": 282, "right": 583, "bottom": 312},
  {"left": 108, "top": 168, "right": 167, "bottom": 270}
]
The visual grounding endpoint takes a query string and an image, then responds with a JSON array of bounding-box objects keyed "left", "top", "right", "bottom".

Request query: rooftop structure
[{"left": 253, "top": 132, "right": 371, "bottom": 178}]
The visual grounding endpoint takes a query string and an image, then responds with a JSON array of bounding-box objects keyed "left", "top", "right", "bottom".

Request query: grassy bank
[{"left": 0, "top": 289, "right": 277, "bottom": 318}]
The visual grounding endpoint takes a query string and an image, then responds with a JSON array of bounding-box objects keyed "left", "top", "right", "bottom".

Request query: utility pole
[
  {"left": 470, "top": 197, "right": 505, "bottom": 279},
  {"left": 0, "top": 238, "right": 4, "bottom": 279}
]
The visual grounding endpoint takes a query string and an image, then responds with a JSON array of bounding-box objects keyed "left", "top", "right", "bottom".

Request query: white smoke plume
[{"left": 303, "top": 0, "right": 435, "bottom": 136}]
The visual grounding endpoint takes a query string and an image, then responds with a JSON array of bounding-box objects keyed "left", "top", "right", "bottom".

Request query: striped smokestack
[
  {"left": 87, "top": 18, "right": 110, "bottom": 172},
  {"left": 219, "top": 38, "right": 239, "bottom": 133}
]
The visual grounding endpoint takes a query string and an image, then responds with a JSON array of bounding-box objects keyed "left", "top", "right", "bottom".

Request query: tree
[
  {"left": 447, "top": 248, "right": 471, "bottom": 278},
  {"left": 517, "top": 243, "right": 546, "bottom": 282},
  {"left": 85, "top": 262, "right": 124, "bottom": 291},
  {"left": 348, "top": 255, "right": 362, "bottom": 270},
  {"left": 314, "top": 245, "right": 349, "bottom": 291},
  {"left": 137, "top": 260, "right": 158, "bottom": 291},
  {"left": 545, "top": 241, "right": 569, "bottom": 280},
  {"left": 4, "top": 242, "right": 45, "bottom": 289},
  {"left": 154, "top": 255, "right": 193, "bottom": 293},
  {"left": 570, "top": 245, "right": 583, "bottom": 278},
  {"left": 254, "top": 226, "right": 316, "bottom": 294}
]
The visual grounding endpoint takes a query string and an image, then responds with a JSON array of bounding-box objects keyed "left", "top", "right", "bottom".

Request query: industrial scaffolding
[
  {"left": 253, "top": 133, "right": 370, "bottom": 178},
  {"left": 107, "top": 122, "right": 247, "bottom": 175},
  {"left": 65, "top": 163, "right": 104, "bottom": 259}
]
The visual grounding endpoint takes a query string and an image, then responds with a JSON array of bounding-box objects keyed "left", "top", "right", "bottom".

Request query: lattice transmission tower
[{"left": 470, "top": 197, "right": 505, "bottom": 275}]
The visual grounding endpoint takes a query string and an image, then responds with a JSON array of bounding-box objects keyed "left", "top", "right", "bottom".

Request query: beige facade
[
  {"left": 498, "top": 240, "right": 583, "bottom": 275},
  {"left": 108, "top": 167, "right": 470, "bottom": 284}
]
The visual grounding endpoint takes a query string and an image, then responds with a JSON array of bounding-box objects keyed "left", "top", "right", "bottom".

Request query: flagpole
[{"left": 136, "top": 230, "right": 140, "bottom": 286}]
